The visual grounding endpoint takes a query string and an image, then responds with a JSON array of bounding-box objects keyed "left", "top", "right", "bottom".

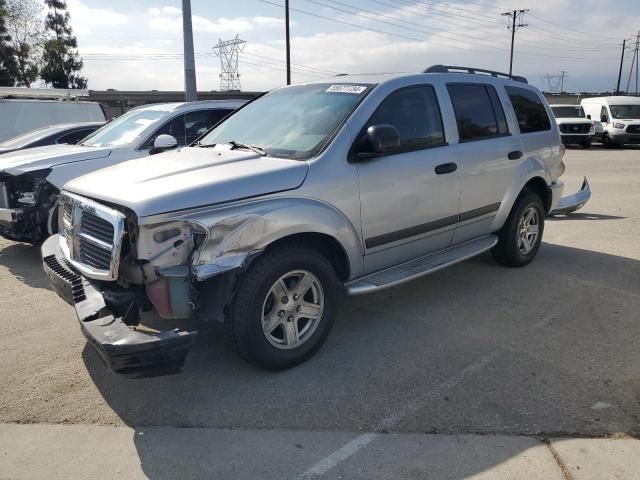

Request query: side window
[
  {"left": 447, "top": 84, "right": 509, "bottom": 142},
  {"left": 150, "top": 114, "right": 187, "bottom": 146},
  {"left": 57, "top": 129, "right": 93, "bottom": 145},
  {"left": 184, "top": 109, "right": 232, "bottom": 144},
  {"left": 364, "top": 85, "right": 445, "bottom": 153},
  {"left": 600, "top": 106, "right": 609, "bottom": 123},
  {"left": 504, "top": 86, "right": 552, "bottom": 134}
]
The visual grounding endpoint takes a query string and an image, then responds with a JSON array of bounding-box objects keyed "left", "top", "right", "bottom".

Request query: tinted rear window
[
  {"left": 447, "top": 84, "right": 509, "bottom": 142},
  {"left": 505, "top": 86, "right": 551, "bottom": 133}
]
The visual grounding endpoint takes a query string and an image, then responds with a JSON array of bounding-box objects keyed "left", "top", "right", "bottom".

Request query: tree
[
  {"left": 0, "top": 0, "right": 18, "bottom": 86},
  {"left": 6, "top": 0, "right": 45, "bottom": 87},
  {"left": 40, "top": 0, "right": 86, "bottom": 89}
]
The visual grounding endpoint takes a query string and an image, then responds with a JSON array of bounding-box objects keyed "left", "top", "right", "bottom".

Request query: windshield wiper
[{"left": 227, "top": 141, "right": 268, "bottom": 156}]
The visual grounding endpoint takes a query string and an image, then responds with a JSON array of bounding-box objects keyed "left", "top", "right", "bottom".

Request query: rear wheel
[
  {"left": 225, "top": 244, "right": 339, "bottom": 370},
  {"left": 492, "top": 192, "right": 545, "bottom": 267}
]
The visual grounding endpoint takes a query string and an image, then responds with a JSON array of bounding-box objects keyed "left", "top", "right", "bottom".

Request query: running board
[{"left": 345, "top": 235, "right": 498, "bottom": 295}]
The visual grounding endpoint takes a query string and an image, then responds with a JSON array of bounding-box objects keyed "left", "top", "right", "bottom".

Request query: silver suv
[{"left": 42, "top": 66, "right": 571, "bottom": 377}]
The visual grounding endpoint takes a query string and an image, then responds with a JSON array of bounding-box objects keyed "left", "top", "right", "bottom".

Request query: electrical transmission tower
[
  {"left": 542, "top": 71, "right": 570, "bottom": 93},
  {"left": 502, "top": 9, "right": 528, "bottom": 76},
  {"left": 625, "top": 32, "right": 640, "bottom": 95},
  {"left": 213, "top": 36, "right": 246, "bottom": 91}
]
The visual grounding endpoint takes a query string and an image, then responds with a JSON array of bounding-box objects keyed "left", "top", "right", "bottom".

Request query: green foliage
[
  {"left": 0, "top": 0, "right": 18, "bottom": 86},
  {"left": 41, "top": 0, "right": 86, "bottom": 89}
]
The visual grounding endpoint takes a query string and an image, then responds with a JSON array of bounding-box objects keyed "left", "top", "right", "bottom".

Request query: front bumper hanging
[
  {"left": 41, "top": 235, "right": 197, "bottom": 378},
  {"left": 549, "top": 177, "right": 591, "bottom": 215}
]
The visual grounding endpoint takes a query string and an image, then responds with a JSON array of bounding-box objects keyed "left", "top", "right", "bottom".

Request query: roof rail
[
  {"left": 423, "top": 65, "right": 528, "bottom": 84},
  {"left": 0, "top": 87, "right": 90, "bottom": 100}
]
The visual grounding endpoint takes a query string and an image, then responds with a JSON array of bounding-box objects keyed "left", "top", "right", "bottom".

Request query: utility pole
[
  {"left": 616, "top": 39, "right": 626, "bottom": 95},
  {"left": 182, "top": 0, "right": 198, "bottom": 101},
  {"left": 502, "top": 9, "right": 528, "bottom": 76},
  {"left": 285, "top": 0, "right": 291, "bottom": 85}
]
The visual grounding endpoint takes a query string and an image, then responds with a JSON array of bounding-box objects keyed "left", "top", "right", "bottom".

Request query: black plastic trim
[{"left": 365, "top": 202, "right": 501, "bottom": 249}]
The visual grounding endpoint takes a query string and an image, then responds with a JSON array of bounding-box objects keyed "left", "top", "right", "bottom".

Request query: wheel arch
[{"left": 186, "top": 197, "right": 363, "bottom": 282}]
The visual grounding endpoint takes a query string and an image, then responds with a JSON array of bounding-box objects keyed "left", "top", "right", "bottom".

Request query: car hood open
[
  {"left": 64, "top": 147, "right": 310, "bottom": 217},
  {"left": 0, "top": 144, "right": 111, "bottom": 175}
]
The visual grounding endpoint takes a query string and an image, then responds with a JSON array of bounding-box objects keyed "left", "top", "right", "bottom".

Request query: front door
[{"left": 354, "top": 84, "right": 461, "bottom": 274}]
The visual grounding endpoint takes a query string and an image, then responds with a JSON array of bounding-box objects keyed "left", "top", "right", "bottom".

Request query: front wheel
[
  {"left": 492, "top": 192, "right": 545, "bottom": 267},
  {"left": 582, "top": 138, "right": 592, "bottom": 149},
  {"left": 225, "top": 244, "right": 339, "bottom": 370}
]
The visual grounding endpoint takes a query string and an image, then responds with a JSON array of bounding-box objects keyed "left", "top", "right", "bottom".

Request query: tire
[
  {"left": 602, "top": 134, "right": 613, "bottom": 148},
  {"left": 492, "top": 191, "right": 545, "bottom": 267},
  {"left": 225, "top": 243, "right": 339, "bottom": 370},
  {"left": 582, "top": 138, "right": 592, "bottom": 149}
]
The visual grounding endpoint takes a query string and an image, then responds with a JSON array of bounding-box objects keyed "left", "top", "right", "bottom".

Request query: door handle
[
  {"left": 435, "top": 162, "right": 457, "bottom": 175},
  {"left": 508, "top": 150, "right": 523, "bottom": 160}
]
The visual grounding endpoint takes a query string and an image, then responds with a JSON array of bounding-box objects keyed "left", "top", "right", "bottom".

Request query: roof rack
[
  {"left": 423, "top": 65, "right": 528, "bottom": 84},
  {"left": 0, "top": 87, "right": 90, "bottom": 100}
]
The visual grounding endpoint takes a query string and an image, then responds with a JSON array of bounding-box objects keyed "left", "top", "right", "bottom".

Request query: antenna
[{"left": 213, "top": 36, "right": 246, "bottom": 91}]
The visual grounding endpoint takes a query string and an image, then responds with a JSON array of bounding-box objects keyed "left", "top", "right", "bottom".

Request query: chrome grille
[
  {"left": 559, "top": 123, "right": 591, "bottom": 134},
  {"left": 80, "top": 210, "right": 114, "bottom": 244},
  {"left": 59, "top": 192, "right": 126, "bottom": 281}
]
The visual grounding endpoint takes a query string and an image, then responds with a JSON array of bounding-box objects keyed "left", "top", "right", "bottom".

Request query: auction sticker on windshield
[{"left": 326, "top": 85, "right": 367, "bottom": 94}]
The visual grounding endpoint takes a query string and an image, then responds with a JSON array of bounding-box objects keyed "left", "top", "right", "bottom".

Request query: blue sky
[{"left": 64, "top": 0, "right": 640, "bottom": 93}]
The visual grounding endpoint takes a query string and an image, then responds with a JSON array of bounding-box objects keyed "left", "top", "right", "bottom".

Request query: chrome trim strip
[{"left": 59, "top": 191, "right": 126, "bottom": 281}]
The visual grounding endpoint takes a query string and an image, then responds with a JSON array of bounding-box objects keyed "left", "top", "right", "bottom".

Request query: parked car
[
  {"left": 0, "top": 87, "right": 107, "bottom": 142},
  {"left": 42, "top": 65, "right": 589, "bottom": 377},
  {"left": 0, "top": 100, "right": 245, "bottom": 242},
  {"left": 549, "top": 104, "right": 594, "bottom": 148},
  {"left": 0, "top": 122, "right": 104, "bottom": 155},
  {"left": 581, "top": 96, "right": 640, "bottom": 147}
]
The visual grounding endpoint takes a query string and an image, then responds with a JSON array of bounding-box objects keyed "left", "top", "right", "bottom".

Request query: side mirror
[
  {"left": 150, "top": 134, "right": 178, "bottom": 154},
  {"left": 586, "top": 114, "right": 591, "bottom": 120},
  {"left": 600, "top": 115, "right": 608, "bottom": 123},
  {"left": 356, "top": 124, "right": 400, "bottom": 161}
]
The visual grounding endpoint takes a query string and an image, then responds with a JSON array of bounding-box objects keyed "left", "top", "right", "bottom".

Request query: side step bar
[{"left": 345, "top": 235, "right": 498, "bottom": 296}]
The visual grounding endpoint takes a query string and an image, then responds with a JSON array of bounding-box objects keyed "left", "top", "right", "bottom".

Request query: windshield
[
  {"left": 199, "top": 83, "right": 372, "bottom": 159},
  {"left": 609, "top": 104, "right": 640, "bottom": 119},
  {"left": 81, "top": 109, "right": 166, "bottom": 148},
  {"left": 551, "top": 106, "right": 585, "bottom": 118}
]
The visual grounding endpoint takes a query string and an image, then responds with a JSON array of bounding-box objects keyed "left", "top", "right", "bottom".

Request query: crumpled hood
[
  {"left": 0, "top": 144, "right": 111, "bottom": 175},
  {"left": 555, "top": 117, "right": 592, "bottom": 125},
  {"left": 65, "top": 147, "right": 309, "bottom": 217}
]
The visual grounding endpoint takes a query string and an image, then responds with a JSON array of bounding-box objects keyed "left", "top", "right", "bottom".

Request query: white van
[
  {"left": 581, "top": 96, "right": 640, "bottom": 147},
  {"left": 0, "top": 99, "right": 107, "bottom": 142}
]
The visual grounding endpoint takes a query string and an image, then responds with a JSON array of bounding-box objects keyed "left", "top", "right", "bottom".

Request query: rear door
[{"left": 446, "top": 82, "right": 524, "bottom": 245}]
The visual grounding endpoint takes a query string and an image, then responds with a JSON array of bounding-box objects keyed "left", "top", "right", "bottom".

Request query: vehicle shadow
[
  {"left": 82, "top": 242, "right": 640, "bottom": 479},
  {"left": 0, "top": 241, "right": 51, "bottom": 291}
]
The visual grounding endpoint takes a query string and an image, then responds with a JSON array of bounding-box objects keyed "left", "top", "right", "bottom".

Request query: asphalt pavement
[{"left": 0, "top": 145, "right": 638, "bottom": 479}]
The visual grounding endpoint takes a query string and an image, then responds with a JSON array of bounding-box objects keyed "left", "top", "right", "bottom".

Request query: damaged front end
[
  {"left": 42, "top": 192, "right": 201, "bottom": 377},
  {"left": 0, "top": 170, "right": 58, "bottom": 242}
]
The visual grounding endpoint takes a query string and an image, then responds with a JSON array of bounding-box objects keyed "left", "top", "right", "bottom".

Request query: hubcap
[
  {"left": 262, "top": 270, "right": 324, "bottom": 350},
  {"left": 518, "top": 206, "right": 540, "bottom": 255}
]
